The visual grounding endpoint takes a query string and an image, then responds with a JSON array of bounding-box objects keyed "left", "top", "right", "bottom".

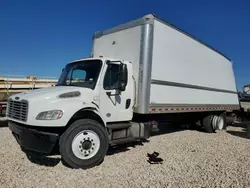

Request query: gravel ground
[{"left": 0, "top": 122, "right": 250, "bottom": 188}]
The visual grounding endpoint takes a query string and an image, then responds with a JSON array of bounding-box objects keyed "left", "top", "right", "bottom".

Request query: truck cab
[
  {"left": 8, "top": 57, "right": 134, "bottom": 126},
  {"left": 7, "top": 57, "right": 145, "bottom": 169}
]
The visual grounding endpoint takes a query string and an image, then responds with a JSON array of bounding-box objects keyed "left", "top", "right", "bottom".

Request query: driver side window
[{"left": 103, "top": 64, "right": 120, "bottom": 90}]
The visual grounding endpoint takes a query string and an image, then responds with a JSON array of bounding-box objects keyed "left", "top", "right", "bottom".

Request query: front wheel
[{"left": 59, "top": 119, "right": 109, "bottom": 169}]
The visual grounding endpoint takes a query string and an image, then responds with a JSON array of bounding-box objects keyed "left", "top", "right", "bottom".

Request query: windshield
[{"left": 57, "top": 60, "right": 102, "bottom": 89}]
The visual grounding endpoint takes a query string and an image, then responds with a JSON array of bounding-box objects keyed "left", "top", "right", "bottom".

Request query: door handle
[{"left": 125, "top": 99, "right": 131, "bottom": 109}]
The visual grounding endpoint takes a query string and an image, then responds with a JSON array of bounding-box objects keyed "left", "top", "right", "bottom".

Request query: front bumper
[{"left": 8, "top": 121, "right": 59, "bottom": 154}]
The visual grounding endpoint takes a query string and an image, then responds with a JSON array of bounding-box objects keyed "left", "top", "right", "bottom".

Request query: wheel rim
[
  {"left": 217, "top": 117, "right": 224, "bottom": 130},
  {"left": 212, "top": 116, "right": 224, "bottom": 130},
  {"left": 71, "top": 130, "right": 100, "bottom": 160},
  {"left": 212, "top": 116, "right": 218, "bottom": 130}
]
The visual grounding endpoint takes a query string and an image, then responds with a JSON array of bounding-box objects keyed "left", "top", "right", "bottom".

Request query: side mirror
[{"left": 119, "top": 64, "right": 127, "bottom": 91}]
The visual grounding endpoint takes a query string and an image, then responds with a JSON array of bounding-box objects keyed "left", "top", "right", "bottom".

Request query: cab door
[{"left": 99, "top": 61, "right": 134, "bottom": 123}]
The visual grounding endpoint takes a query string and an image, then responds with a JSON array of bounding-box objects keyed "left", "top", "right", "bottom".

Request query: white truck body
[
  {"left": 6, "top": 14, "right": 240, "bottom": 169},
  {"left": 93, "top": 14, "right": 239, "bottom": 114}
]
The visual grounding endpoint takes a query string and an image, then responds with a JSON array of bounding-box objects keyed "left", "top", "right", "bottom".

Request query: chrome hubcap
[{"left": 72, "top": 130, "right": 100, "bottom": 160}]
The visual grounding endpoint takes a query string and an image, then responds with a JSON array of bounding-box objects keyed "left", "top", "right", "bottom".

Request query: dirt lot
[{"left": 0, "top": 121, "right": 250, "bottom": 188}]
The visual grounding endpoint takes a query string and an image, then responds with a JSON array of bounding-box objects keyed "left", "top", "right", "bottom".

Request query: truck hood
[
  {"left": 8, "top": 86, "right": 94, "bottom": 102},
  {"left": 7, "top": 86, "right": 101, "bottom": 127}
]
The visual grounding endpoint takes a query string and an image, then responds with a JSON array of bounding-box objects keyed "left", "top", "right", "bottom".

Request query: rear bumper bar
[{"left": 8, "top": 121, "right": 59, "bottom": 154}]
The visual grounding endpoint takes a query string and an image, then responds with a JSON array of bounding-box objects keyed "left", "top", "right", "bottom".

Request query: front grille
[{"left": 7, "top": 99, "right": 28, "bottom": 122}]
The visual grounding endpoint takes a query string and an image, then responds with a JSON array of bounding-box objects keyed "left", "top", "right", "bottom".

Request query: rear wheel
[
  {"left": 202, "top": 114, "right": 226, "bottom": 133},
  {"left": 59, "top": 119, "right": 109, "bottom": 169}
]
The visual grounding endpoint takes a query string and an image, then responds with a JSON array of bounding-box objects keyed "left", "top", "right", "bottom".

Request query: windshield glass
[{"left": 57, "top": 60, "right": 102, "bottom": 89}]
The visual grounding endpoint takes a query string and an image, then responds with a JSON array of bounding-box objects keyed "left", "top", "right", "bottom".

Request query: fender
[{"left": 67, "top": 106, "right": 106, "bottom": 128}]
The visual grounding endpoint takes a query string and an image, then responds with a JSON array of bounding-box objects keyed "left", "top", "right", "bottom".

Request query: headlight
[{"left": 36, "top": 110, "right": 63, "bottom": 120}]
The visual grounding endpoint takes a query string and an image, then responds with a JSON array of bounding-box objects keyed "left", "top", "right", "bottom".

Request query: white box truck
[{"left": 7, "top": 14, "right": 240, "bottom": 169}]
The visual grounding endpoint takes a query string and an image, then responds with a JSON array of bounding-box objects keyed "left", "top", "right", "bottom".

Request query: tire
[
  {"left": 202, "top": 115, "right": 215, "bottom": 133},
  {"left": 59, "top": 119, "right": 109, "bottom": 169}
]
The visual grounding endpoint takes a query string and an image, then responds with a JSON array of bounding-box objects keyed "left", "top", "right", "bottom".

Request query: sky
[{"left": 0, "top": 0, "right": 249, "bottom": 91}]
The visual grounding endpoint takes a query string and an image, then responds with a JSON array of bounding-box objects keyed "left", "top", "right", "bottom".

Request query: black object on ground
[{"left": 147, "top": 151, "right": 163, "bottom": 164}]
